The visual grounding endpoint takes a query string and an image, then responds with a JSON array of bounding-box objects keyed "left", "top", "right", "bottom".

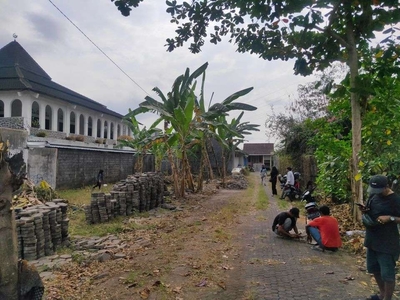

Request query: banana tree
[
  {"left": 214, "top": 112, "right": 260, "bottom": 185},
  {"left": 194, "top": 71, "right": 258, "bottom": 188},
  {"left": 118, "top": 115, "right": 162, "bottom": 173},
  {"left": 126, "top": 63, "right": 208, "bottom": 198}
]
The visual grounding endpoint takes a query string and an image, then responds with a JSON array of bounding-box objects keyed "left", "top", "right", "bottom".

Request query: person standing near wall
[
  {"left": 270, "top": 166, "right": 279, "bottom": 196},
  {"left": 92, "top": 169, "right": 104, "bottom": 191}
]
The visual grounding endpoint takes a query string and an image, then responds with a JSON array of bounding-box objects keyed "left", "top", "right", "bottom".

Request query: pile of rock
[
  {"left": 225, "top": 174, "right": 249, "bottom": 189},
  {"left": 85, "top": 172, "right": 164, "bottom": 224},
  {"left": 15, "top": 199, "right": 69, "bottom": 261}
]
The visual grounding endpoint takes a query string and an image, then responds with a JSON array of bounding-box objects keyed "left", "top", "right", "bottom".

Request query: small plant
[
  {"left": 95, "top": 138, "right": 103, "bottom": 144},
  {"left": 124, "top": 271, "right": 141, "bottom": 285},
  {"left": 75, "top": 135, "right": 85, "bottom": 142},
  {"left": 31, "top": 119, "right": 40, "bottom": 128},
  {"left": 71, "top": 252, "right": 86, "bottom": 265},
  {"left": 35, "top": 180, "right": 58, "bottom": 202},
  {"left": 36, "top": 131, "right": 46, "bottom": 137},
  {"left": 65, "top": 136, "right": 74, "bottom": 140}
]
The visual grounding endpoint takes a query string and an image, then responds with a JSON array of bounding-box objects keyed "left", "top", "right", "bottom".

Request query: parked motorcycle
[
  {"left": 278, "top": 174, "right": 287, "bottom": 189},
  {"left": 301, "top": 186, "right": 320, "bottom": 222},
  {"left": 281, "top": 184, "right": 302, "bottom": 201},
  {"left": 280, "top": 172, "right": 302, "bottom": 201}
]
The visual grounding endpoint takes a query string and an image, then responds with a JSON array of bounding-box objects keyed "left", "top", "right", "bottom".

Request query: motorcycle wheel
[{"left": 288, "top": 193, "right": 295, "bottom": 202}]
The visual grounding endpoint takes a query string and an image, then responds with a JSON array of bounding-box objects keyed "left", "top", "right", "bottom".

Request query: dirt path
[{"left": 45, "top": 174, "right": 375, "bottom": 300}]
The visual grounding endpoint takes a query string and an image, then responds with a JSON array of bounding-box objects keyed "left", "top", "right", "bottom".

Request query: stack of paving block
[
  {"left": 85, "top": 192, "right": 117, "bottom": 224},
  {"left": 14, "top": 199, "right": 69, "bottom": 261},
  {"left": 85, "top": 172, "right": 165, "bottom": 224}
]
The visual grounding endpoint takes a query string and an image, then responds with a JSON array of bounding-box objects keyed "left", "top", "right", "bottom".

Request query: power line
[
  {"left": 246, "top": 79, "right": 307, "bottom": 104},
  {"left": 47, "top": 0, "right": 149, "bottom": 96}
]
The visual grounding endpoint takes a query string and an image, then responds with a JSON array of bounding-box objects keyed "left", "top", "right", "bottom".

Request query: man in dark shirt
[
  {"left": 92, "top": 169, "right": 104, "bottom": 190},
  {"left": 272, "top": 207, "right": 302, "bottom": 239},
  {"left": 361, "top": 175, "right": 400, "bottom": 300}
]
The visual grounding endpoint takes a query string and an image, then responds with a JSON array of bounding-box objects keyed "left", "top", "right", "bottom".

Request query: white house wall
[{"left": 0, "top": 90, "right": 130, "bottom": 140}]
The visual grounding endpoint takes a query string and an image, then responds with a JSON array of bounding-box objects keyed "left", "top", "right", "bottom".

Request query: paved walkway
[{"left": 210, "top": 178, "right": 373, "bottom": 300}]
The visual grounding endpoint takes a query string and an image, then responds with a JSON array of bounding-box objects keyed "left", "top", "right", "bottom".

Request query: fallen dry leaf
[
  {"left": 172, "top": 286, "right": 182, "bottom": 293},
  {"left": 222, "top": 265, "right": 232, "bottom": 270},
  {"left": 139, "top": 288, "right": 150, "bottom": 299},
  {"left": 217, "top": 281, "right": 226, "bottom": 290}
]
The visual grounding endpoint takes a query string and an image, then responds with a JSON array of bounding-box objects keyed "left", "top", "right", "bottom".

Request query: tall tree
[{"left": 113, "top": 0, "right": 400, "bottom": 206}]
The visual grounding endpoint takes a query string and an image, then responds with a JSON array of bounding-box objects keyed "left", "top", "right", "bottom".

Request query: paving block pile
[
  {"left": 15, "top": 199, "right": 69, "bottom": 261},
  {"left": 85, "top": 172, "right": 164, "bottom": 224}
]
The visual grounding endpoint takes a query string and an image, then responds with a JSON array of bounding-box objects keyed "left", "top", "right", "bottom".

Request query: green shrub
[
  {"left": 75, "top": 135, "right": 85, "bottom": 142},
  {"left": 35, "top": 180, "right": 58, "bottom": 202},
  {"left": 36, "top": 131, "right": 46, "bottom": 137}
]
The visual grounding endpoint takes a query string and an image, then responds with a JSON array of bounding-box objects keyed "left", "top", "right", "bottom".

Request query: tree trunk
[
  {"left": 208, "top": 140, "right": 222, "bottom": 177},
  {"left": 0, "top": 159, "right": 19, "bottom": 300},
  {"left": 221, "top": 155, "right": 226, "bottom": 188},
  {"left": 197, "top": 140, "right": 206, "bottom": 192},
  {"left": 204, "top": 138, "right": 214, "bottom": 180},
  {"left": 183, "top": 151, "right": 195, "bottom": 192},
  {"left": 346, "top": 16, "right": 363, "bottom": 222},
  {"left": 167, "top": 148, "right": 181, "bottom": 198}
]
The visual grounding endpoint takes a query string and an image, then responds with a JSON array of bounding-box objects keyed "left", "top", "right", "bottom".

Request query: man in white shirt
[
  {"left": 286, "top": 167, "right": 295, "bottom": 186},
  {"left": 280, "top": 167, "right": 295, "bottom": 200}
]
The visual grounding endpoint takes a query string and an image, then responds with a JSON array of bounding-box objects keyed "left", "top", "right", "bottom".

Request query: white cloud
[{"left": 0, "top": 0, "right": 316, "bottom": 144}]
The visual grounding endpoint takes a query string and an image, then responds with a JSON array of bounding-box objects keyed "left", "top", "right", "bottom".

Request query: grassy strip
[
  {"left": 246, "top": 173, "right": 269, "bottom": 210},
  {"left": 57, "top": 185, "right": 114, "bottom": 207},
  {"left": 57, "top": 184, "right": 160, "bottom": 237},
  {"left": 277, "top": 198, "right": 290, "bottom": 210},
  {"left": 255, "top": 184, "right": 269, "bottom": 210}
]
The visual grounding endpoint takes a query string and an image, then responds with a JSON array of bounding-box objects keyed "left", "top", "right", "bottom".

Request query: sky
[{"left": 0, "top": 0, "right": 316, "bottom": 145}]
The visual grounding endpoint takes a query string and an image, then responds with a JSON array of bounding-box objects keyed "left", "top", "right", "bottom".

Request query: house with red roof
[{"left": 243, "top": 143, "right": 274, "bottom": 171}]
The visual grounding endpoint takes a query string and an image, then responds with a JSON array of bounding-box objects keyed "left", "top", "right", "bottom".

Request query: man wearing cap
[
  {"left": 305, "top": 205, "right": 342, "bottom": 252},
  {"left": 361, "top": 175, "right": 400, "bottom": 300},
  {"left": 271, "top": 207, "right": 302, "bottom": 239}
]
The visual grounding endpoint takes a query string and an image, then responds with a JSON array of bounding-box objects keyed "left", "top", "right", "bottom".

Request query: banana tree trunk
[
  {"left": 183, "top": 150, "right": 195, "bottom": 192},
  {"left": 204, "top": 140, "right": 214, "bottom": 180},
  {"left": 208, "top": 139, "right": 222, "bottom": 177},
  {"left": 167, "top": 148, "right": 181, "bottom": 198},
  {"left": 197, "top": 141, "right": 205, "bottom": 192},
  {"left": 221, "top": 155, "right": 226, "bottom": 188}
]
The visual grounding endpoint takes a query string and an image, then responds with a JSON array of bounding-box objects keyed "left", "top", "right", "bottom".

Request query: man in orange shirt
[{"left": 306, "top": 205, "right": 342, "bottom": 252}]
